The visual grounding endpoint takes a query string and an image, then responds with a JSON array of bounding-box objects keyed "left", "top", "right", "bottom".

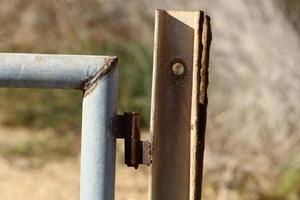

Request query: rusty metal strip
[
  {"left": 190, "top": 13, "right": 212, "bottom": 200},
  {"left": 115, "top": 112, "right": 152, "bottom": 169}
]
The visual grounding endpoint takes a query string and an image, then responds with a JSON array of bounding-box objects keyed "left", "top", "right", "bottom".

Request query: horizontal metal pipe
[{"left": 0, "top": 53, "right": 117, "bottom": 90}]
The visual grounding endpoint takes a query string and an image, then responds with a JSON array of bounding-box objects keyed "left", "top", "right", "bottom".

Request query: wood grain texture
[{"left": 149, "top": 10, "right": 212, "bottom": 200}]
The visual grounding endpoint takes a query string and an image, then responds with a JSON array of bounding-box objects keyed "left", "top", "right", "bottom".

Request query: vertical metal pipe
[{"left": 80, "top": 70, "right": 118, "bottom": 200}]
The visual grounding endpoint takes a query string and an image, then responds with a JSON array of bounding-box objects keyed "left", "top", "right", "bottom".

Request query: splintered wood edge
[{"left": 190, "top": 13, "right": 212, "bottom": 200}]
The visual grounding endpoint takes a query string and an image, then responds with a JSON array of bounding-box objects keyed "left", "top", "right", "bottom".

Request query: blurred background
[{"left": 0, "top": 0, "right": 299, "bottom": 199}]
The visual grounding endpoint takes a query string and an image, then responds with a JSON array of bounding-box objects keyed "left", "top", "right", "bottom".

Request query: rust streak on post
[
  {"left": 199, "top": 16, "right": 211, "bottom": 105},
  {"left": 190, "top": 14, "right": 212, "bottom": 200}
]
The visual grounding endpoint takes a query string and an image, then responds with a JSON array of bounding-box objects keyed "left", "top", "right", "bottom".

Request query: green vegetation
[
  {"left": 276, "top": 168, "right": 300, "bottom": 198},
  {"left": 0, "top": 89, "right": 82, "bottom": 133},
  {"left": 98, "top": 40, "right": 153, "bottom": 126},
  {"left": 282, "top": 0, "right": 300, "bottom": 35},
  {"left": 0, "top": 132, "right": 78, "bottom": 160},
  {"left": 0, "top": 39, "right": 153, "bottom": 132},
  {"left": 259, "top": 168, "right": 300, "bottom": 200}
]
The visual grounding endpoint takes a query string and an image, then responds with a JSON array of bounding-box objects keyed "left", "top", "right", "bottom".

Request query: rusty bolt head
[{"left": 172, "top": 62, "right": 185, "bottom": 76}]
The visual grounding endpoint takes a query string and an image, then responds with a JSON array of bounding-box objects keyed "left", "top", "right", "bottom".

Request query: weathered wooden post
[{"left": 149, "top": 10, "right": 212, "bottom": 200}]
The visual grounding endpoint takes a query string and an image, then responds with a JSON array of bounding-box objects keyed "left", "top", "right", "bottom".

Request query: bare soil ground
[
  {"left": 0, "top": 157, "right": 149, "bottom": 200},
  {"left": 0, "top": 128, "right": 148, "bottom": 200},
  {"left": 0, "top": 127, "right": 298, "bottom": 200}
]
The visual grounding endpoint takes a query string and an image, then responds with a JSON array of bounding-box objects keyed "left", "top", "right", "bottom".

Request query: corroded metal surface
[
  {"left": 81, "top": 57, "right": 118, "bottom": 96},
  {"left": 116, "top": 112, "right": 152, "bottom": 169},
  {"left": 190, "top": 13, "right": 212, "bottom": 200}
]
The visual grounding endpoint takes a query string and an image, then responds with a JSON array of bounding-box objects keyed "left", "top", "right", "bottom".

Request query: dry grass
[
  {"left": 0, "top": 157, "right": 149, "bottom": 200},
  {"left": 0, "top": 128, "right": 149, "bottom": 200}
]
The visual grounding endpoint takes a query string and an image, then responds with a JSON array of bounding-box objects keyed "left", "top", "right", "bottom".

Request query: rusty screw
[{"left": 172, "top": 62, "right": 185, "bottom": 76}]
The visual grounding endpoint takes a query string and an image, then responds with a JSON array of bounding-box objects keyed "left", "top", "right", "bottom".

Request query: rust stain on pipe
[{"left": 79, "top": 56, "right": 118, "bottom": 96}]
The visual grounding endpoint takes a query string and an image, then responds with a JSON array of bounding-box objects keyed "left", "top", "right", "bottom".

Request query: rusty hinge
[{"left": 115, "top": 112, "right": 152, "bottom": 169}]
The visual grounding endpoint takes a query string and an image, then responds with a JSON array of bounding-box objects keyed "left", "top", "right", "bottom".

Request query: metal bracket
[{"left": 115, "top": 112, "right": 152, "bottom": 169}]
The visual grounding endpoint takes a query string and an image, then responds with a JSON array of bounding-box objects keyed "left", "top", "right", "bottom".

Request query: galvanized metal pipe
[
  {"left": 0, "top": 53, "right": 117, "bottom": 89},
  {"left": 80, "top": 70, "right": 118, "bottom": 200},
  {"left": 0, "top": 53, "right": 118, "bottom": 200}
]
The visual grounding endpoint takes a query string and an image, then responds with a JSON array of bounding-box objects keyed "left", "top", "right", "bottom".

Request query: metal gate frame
[{"left": 0, "top": 53, "right": 118, "bottom": 200}]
